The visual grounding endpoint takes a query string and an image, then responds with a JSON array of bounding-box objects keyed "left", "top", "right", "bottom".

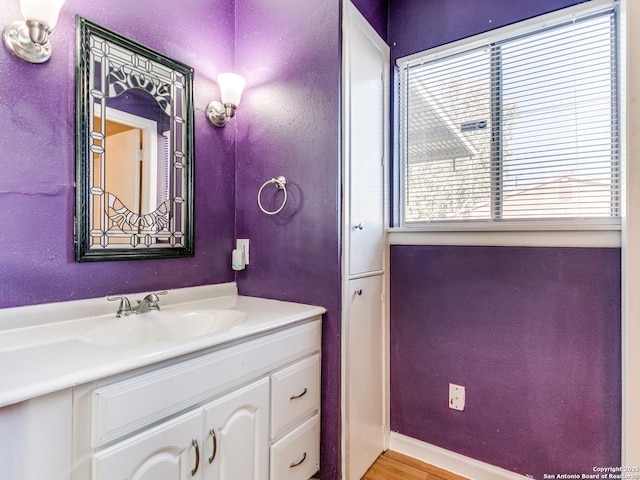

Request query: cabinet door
[
  {"left": 347, "top": 8, "right": 386, "bottom": 277},
  {"left": 346, "top": 275, "right": 384, "bottom": 480},
  {"left": 203, "top": 378, "right": 270, "bottom": 480},
  {"left": 93, "top": 409, "right": 203, "bottom": 480}
]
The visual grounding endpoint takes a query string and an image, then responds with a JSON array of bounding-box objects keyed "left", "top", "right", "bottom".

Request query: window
[{"left": 396, "top": 4, "right": 619, "bottom": 228}]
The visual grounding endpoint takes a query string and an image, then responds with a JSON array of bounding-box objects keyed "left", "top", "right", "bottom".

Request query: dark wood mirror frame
[{"left": 75, "top": 16, "right": 194, "bottom": 262}]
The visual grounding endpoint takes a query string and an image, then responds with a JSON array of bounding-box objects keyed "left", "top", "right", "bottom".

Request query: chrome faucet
[{"left": 107, "top": 291, "right": 167, "bottom": 317}]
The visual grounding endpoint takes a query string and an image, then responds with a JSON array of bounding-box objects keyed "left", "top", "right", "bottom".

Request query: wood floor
[{"left": 361, "top": 451, "right": 469, "bottom": 480}]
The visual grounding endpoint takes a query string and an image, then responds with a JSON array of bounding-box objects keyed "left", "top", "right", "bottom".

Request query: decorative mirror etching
[{"left": 76, "top": 16, "right": 194, "bottom": 261}]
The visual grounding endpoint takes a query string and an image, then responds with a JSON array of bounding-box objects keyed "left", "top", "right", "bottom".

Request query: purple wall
[
  {"left": 386, "top": 1, "right": 621, "bottom": 476},
  {"left": 1, "top": 1, "right": 346, "bottom": 477},
  {"left": 0, "top": 0, "right": 236, "bottom": 308},
  {"left": 232, "top": 2, "right": 389, "bottom": 476},
  {"left": 234, "top": 2, "right": 342, "bottom": 478},
  {"left": 389, "top": 0, "right": 588, "bottom": 60},
  {"left": 351, "top": 0, "right": 388, "bottom": 41},
  {"left": 390, "top": 246, "right": 621, "bottom": 477}
]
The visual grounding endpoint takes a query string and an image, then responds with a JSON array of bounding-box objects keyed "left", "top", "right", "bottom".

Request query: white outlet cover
[{"left": 449, "top": 383, "right": 465, "bottom": 411}]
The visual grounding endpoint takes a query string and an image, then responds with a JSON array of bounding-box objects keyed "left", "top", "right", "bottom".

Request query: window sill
[{"left": 388, "top": 224, "right": 621, "bottom": 248}]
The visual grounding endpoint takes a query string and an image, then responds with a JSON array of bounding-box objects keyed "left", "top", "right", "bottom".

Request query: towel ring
[{"left": 258, "top": 176, "right": 288, "bottom": 215}]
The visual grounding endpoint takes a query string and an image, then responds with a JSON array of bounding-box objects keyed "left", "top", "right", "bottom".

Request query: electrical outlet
[
  {"left": 449, "top": 383, "right": 465, "bottom": 411},
  {"left": 237, "top": 239, "right": 249, "bottom": 264}
]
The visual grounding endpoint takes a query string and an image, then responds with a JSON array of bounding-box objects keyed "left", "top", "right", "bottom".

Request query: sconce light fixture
[
  {"left": 3, "top": 0, "right": 66, "bottom": 63},
  {"left": 207, "top": 73, "right": 246, "bottom": 128}
]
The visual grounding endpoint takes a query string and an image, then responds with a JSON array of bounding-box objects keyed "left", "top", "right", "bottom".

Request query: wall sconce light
[
  {"left": 207, "top": 73, "right": 246, "bottom": 128},
  {"left": 3, "top": 0, "right": 66, "bottom": 63}
]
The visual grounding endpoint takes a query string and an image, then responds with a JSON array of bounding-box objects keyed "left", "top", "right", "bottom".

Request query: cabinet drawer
[
  {"left": 92, "top": 320, "right": 321, "bottom": 447},
  {"left": 271, "top": 354, "right": 320, "bottom": 440},
  {"left": 270, "top": 415, "right": 320, "bottom": 480}
]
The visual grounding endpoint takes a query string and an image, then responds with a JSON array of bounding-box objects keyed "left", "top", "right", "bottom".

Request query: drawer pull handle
[
  {"left": 355, "top": 289, "right": 363, "bottom": 296},
  {"left": 191, "top": 438, "right": 200, "bottom": 476},
  {"left": 208, "top": 428, "right": 218, "bottom": 464},
  {"left": 289, "top": 452, "right": 307, "bottom": 468},
  {"left": 290, "top": 387, "right": 308, "bottom": 400}
]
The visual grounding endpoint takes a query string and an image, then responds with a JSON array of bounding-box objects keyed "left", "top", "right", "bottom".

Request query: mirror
[{"left": 75, "top": 16, "right": 194, "bottom": 261}]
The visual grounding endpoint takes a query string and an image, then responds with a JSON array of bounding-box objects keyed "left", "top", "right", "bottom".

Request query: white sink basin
[{"left": 79, "top": 309, "right": 247, "bottom": 346}]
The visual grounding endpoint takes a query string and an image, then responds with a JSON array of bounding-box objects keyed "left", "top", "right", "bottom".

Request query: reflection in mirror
[{"left": 75, "top": 16, "right": 194, "bottom": 261}]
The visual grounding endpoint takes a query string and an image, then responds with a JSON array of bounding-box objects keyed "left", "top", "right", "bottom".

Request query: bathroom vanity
[{"left": 0, "top": 283, "right": 324, "bottom": 480}]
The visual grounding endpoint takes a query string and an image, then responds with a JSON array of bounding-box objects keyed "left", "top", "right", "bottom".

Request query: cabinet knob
[
  {"left": 355, "top": 289, "right": 363, "bottom": 296},
  {"left": 191, "top": 438, "right": 200, "bottom": 476},
  {"left": 354, "top": 223, "right": 364, "bottom": 230}
]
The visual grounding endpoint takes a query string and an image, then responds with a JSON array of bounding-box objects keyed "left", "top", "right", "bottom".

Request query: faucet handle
[
  {"left": 107, "top": 295, "right": 133, "bottom": 317},
  {"left": 138, "top": 290, "right": 168, "bottom": 310},
  {"left": 144, "top": 290, "right": 168, "bottom": 302}
]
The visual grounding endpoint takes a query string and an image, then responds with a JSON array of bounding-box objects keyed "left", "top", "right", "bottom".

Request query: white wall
[{"left": 623, "top": 0, "right": 640, "bottom": 467}]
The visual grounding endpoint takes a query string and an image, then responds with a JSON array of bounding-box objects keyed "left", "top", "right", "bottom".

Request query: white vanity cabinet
[
  {"left": 72, "top": 319, "right": 322, "bottom": 480},
  {"left": 0, "top": 285, "right": 326, "bottom": 480}
]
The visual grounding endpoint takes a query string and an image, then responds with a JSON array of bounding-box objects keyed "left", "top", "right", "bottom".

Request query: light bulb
[
  {"left": 218, "top": 73, "right": 246, "bottom": 107},
  {"left": 20, "top": 0, "right": 66, "bottom": 29}
]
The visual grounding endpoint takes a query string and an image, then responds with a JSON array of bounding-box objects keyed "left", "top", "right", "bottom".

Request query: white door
[
  {"left": 203, "top": 378, "right": 270, "bottom": 480},
  {"left": 92, "top": 409, "right": 203, "bottom": 480},
  {"left": 105, "top": 128, "right": 141, "bottom": 215},
  {"left": 346, "top": 275, "right": 384, "bottom": 479},
  {"left": 342, "top": 2, "right": 389, "bottom": 479},
  {"left": 347, "top": 6, "right": 385, "bottom": 277},
  {"left": 342, "top": 1, "right": 389, "bottom": 480}
]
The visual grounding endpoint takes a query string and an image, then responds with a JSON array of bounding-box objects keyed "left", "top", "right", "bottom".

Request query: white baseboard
[{"left": 389, "top": 432, "right": 532, "bottom": 480}]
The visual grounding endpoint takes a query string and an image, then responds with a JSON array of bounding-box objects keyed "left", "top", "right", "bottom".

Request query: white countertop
[{"left": 0, "top": 283, "right": 325, "bottom": 408}]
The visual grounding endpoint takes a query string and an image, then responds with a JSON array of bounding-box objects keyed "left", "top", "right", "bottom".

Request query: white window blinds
[{"left": 397, "top": 6, "right": 619, "bottom": 226}]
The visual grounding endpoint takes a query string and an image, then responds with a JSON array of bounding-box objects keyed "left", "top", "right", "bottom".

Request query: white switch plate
[
  {"left": 237, "top": 239, "right": 249, "bottom": 264},
  {"left": 449, "top": 383, "right": 465, "bottom": 411}
]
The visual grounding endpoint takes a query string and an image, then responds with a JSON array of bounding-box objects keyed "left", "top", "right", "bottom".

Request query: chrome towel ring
[{"left": 257, "top": 176, "right": 288, "bottom": 215}]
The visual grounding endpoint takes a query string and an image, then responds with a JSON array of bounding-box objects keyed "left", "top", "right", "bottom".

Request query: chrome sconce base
[
  {"left": 206, "top": 101, "right": 237, "bottom": 128},
  {"left": 3, "top": 20, "right": 52, "bottom": 63}
]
